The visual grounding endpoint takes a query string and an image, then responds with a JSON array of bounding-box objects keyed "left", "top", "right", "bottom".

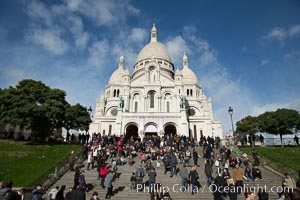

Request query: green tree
[
  {"left": 0, "top": 79, "right": 92, "bottom": 140},
  {"left": 236, "top": 116, "right": 259, "bottom": 146},
  {"left": 236, "top": 115, "right": 258, "bottom": 135},
  {"left": 258, "top": 109, "right": 300, "bottom": 145},
  {"left": 236, "top": 108, "right": 300, "bottom": 146},
  {"left": 64, "top": 103, "right": 92, "bottom": 134}
]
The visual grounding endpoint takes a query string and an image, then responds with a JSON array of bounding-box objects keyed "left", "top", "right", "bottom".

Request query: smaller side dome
[
  {"left": 181, "top": 53, "right": 198, "bottom": 84},
  {"left": 109, "top": 68, "right": 125, "bottom": 84},
  {"left": 181, "top": 68, "right": 198, "bottom": 84},
  {"left": 123, "top": 68, "right": 130, "bottom": 76},
  {"left": 109, "top": 56, "right": 126, "bottom": 84},
  {"left": 175, "top": 68, "right": 182, "bottom": 76}
]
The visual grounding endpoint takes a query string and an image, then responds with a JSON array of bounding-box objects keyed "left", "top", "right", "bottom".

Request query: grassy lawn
[
  {"left": 0, "top": 140, "right": 82, "bottom": 187},
  {"left": 240, "top": 146, "right": 300, "bottom": 178}
]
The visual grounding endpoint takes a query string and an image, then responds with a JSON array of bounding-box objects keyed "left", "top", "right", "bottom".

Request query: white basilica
[{"left": 89, "top": 25, "right": 222, "bottom": 140}]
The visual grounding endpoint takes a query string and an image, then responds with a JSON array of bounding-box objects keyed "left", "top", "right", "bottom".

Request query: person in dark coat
[
  {"left": 257, "top": 188, "right": 269, "bottom": 200},
  {"left": 0, "top": 181, "right": 19, "bottom": 200},
  {"left": 65, "top": 188, "right": 72, "bottom": 200},
  {"left": 73, "top": 166, "right": 80, "bottom": 189},
  {"left": 55, "top": 185, "right": 66, "bottom": 200},
  {"left": 31, "top": 184, "right": 45, "bottom": 200},
  {"left": 192, "top": 149, "right": 199, "bottom": 166},
  {"left": 170, "top": 155, "right": 178, "bottom": 177},
  {"left": 252, "top": 150, "right": 259, "bottom": 166},
  {"left": 148, "top": 168, "right": 157, "bottom": 190},
  {"left": 213, "top": 173, "right": 225, "bottom": 200},
  {"left": 69, "top": 183, "right": 86, "bottom": 200},
  {"left": 188, "top": 166, "right": 200, "bottom": 195}
]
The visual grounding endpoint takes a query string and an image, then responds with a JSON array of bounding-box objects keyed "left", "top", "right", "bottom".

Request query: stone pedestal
[
  {"left": 138, "top": 117, "right": 145, "bottom": 140},
  {"left": 180, "top": 109, "right": 189, "bottom": 136},
  {"left": 115, "top": 108, "right": 123, "bottom": 136},
  {"left": 158, "top": 117, "right": 164, "bottom": 136}
]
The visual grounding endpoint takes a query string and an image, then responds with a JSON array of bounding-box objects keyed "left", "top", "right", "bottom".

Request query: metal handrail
[
  {"left": 28, "top": 149, "right": 84, "bottom": 189},
  {"left": 235, "top": 148, "right": 299, "bottom": 182}
]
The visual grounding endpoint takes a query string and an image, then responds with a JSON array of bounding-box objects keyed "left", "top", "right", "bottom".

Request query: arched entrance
[
  {"left": 144, "top": 124, "right": 158, "bottom": 137},
  {"left": 125, "top": 124, "right": 139, "bottom": 140},
  {"left": 164, "top": 124, "right": 177, "bottom": 136}
]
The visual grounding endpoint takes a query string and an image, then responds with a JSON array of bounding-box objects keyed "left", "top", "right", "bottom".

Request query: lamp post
[{"left": 228, "top": 106, "right": 234, "bottom": 136}]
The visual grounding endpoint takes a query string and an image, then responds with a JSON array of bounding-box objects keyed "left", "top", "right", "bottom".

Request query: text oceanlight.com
[{"left": 135, "top": 183, "right": 294, "bottom": 194}]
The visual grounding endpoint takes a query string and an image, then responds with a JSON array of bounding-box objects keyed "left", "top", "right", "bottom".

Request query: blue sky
[{"left": 1, "top": 0, "right": 300, "bottom": 134}]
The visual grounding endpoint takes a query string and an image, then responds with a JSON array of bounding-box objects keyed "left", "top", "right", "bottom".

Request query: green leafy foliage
[
  {"left": 236, "top": 115, "right": 258, "bottom": 135},
  {"left": 236, "top": 108, "right": 300, "bottom": 136},
  {"left": 64, "top": 103, "right": 92, "bottom": 132},
  {"left": 0, "top": 79, "right": 91, "bottom": 140}
]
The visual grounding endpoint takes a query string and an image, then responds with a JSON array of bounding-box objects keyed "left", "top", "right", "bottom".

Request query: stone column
[{"left": 144, "top": 97, "right": 147, "bottom": 112}]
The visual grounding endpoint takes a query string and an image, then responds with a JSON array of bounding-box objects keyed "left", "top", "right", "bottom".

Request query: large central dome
[
  {"left": 135, "top": 25, "right": 173, "bottom": 65},
  {"left": 135, "top": 42, "right": 172, "bottom": 64}
]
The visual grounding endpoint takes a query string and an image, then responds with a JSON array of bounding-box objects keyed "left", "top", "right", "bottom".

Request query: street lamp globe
[
  {"left": 228, "top": 106, "right": 233, "bottom": 116},
  {"left": 228, "top": 106, "right": 234, "bottom": 136}
]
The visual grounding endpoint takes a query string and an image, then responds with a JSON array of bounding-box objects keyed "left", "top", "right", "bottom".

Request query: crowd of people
[{"left": 1, "top": 133, "right": 299, "bottom": 200}]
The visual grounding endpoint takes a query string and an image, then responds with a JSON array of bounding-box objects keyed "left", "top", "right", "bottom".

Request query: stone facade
[{"left": 89, "top": 25, "right": 222, "bottom": 140}]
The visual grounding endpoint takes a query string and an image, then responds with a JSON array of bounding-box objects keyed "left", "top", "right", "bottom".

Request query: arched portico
[
  {"left": 125, "top": 123, "right": 139, "bottom": 140},
  {"left": 144, "top": 123, "right": 158, "bottom": 136},
  {"left": 164, "top": 123, "right": 177, "bottom": 136}
]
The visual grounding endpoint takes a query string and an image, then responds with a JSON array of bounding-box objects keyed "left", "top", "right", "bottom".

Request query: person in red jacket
[
  {"left": 99, "top": 163, "right": 108, "bottom": 188},
  {"left": 117, "top": 145, "right": 123, "bottom": 157}
]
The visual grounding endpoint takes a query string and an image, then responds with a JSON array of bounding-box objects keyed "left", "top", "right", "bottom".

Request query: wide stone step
[{"left": 44, "top": 148, "right": 284, "bottom": 200}]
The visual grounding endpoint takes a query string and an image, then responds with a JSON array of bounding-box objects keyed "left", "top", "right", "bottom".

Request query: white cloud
[
  {"left": 285, "top": 51, "right": 300, "bottom": 61},
  {"left": 166, "top": 36, "right": 189, "bottom": 66},
  {"left": 289, "top": 24, "right": 300, "bottom": 37},
  {"left": 264, "top": 27, "right": 287, "bottom": 41},
  {"left": 166, "top": 26, "right": 219, "bottom": 68},
  {"left": 27, "top": 28, "right": 69, "bottom": 55},
  {"left": 68, "top": 15, "right": 89, "bottom": 49},
  {"left": 251, "top": 98, "right": 300, "bottom": 116},
  {"left": 25, "top": 0, "right": 53, "bottom": 27},
  {"left": 200, "top": 50, "right": 218, "bottom": 66},
  {"left": 88, "top": 40, "right": 110, "bottom": 68},
  {"left": 264, "top": 24, "right": 300, "bottom": 43},
  {"left": 129, "top": 28, "right": 147, "bottom": 43},
  {"left": 260, "top": 59, "right": 269, "bottom": 66},
  {"left": 66, "top": 0, "right": 140, "bottom": 26},
  {"left": 0, "top": 67, "right": 27, "bottom": 86},
  {"left": 24, "top": 0, "right": 92, "bottom": 53},
  {"left": 127, "top": 4, "right": 140, "bottom": 15},
  {"left": 66, "top": 0, "right": 83, "bottom": 10},
  {"left": 101, "top": 27, "right": 149, "bottom": 69}
]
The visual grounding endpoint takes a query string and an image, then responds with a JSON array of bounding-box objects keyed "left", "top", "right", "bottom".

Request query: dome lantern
[
  {"left": 183, "top": 52, "right": 188, "bottom": 69},
  {"left": 151, "top": 24, "right": 157, "bottom": 43},
  {"left": 135, "top": 25, "right": 173, "bottom": 65},
  {"left": 119, "top": 55, "right": 125, "bottom": 69}
]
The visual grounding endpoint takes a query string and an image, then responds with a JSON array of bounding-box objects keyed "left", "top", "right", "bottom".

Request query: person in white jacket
[
  {"left": 48, "top": 186, "right": 59, "bottom": 200},
  {"left": 87, "top": 151, "right": 93, "bottom": 170}
]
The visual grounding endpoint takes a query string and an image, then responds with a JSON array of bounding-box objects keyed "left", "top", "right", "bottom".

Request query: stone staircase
[{"left": 45, "top": 149, "right": 283, "bottom": 200}]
